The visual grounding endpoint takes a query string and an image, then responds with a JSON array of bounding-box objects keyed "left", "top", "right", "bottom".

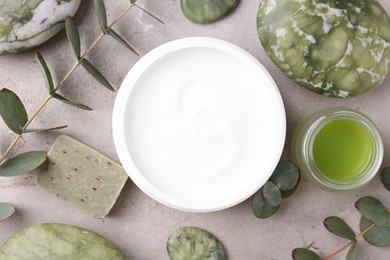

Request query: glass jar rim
[{"left": 298, "top": 108, "right": 383, "bottom": 191}]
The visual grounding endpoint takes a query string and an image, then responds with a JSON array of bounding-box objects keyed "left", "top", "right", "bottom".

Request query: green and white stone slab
[
  {"left": 36, "top": 135, "right": 128, "bottom": 219},
  {"left": 181, "top": 0, "right": 240, "bottom": 24},
  {"left": 258, "top": 0, "right": 390, "bottom": 97},
  {"left": 0, "top": 223, "right": 127, "bottom": 259},
  {"left": 0, "top": 0, "right": 81, "bottom": 55}
]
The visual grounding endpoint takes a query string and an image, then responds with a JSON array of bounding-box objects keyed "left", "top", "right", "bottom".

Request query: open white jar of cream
[{"left": 113, "top": 37, "right": 286, "bottom": 212}]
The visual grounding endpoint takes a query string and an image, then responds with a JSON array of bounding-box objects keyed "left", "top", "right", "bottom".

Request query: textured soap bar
[
  {"left": 258, "top": 0, "right": 390, "bottom": 97},
  {"left": 0, "top": 223, "right": 127, "bottom": 259},
  {"left": 0, "top": 0, "right": 81, "bottom": 55},
  {"left": 36, "top": 135, "right": 128, "bottom": 218}
]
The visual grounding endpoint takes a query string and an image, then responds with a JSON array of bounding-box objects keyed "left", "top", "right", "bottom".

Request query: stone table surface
[{"left": 1, "top": 0, "right": 390, "bottom": 259}]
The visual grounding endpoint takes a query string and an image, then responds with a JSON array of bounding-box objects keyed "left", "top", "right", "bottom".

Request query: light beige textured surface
[{"left": 1, "top": 0, "right": 390, "bottom": 259}]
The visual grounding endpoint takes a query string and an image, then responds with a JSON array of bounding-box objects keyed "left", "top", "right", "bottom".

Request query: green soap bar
[
  {"left": 258, "top": 0, "right": 390, "bottom": 97},
  {"left": 0, "top": 223, "right": 126, "bottom": 259},
  {"left": 36, "top": 135, "right": 128, "bottom": 219},
  {"left": 0, "top": 0, "right": 81, "bottom": 55},
  {"left": 181, "top": 0, "right": 239, "bottom": 24}
]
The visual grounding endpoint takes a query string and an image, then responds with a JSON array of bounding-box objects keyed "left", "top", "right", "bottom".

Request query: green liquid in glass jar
[{"left": 313, "top": 119, "right": 372, "bottom": 181}]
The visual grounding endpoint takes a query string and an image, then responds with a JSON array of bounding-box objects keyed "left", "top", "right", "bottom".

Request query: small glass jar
[{"left": 292, "top": 107, "right": 383, "bottom": 191}]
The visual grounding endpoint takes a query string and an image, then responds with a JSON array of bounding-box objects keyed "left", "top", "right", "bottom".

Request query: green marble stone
[
  {"left": 258, "top": 0, "right": 390, "bottom": 97},
  {"left": 167, "top": 227, "right": 227, "bottom": 260},
  {"left": 0, "top": 0, "right": 81, "bottom": 55},
  {"left": 0, "top": 223, "right": 126, "bottom": 259},
  {"left": 36, "top": 135, "right": 128, "bottom": 219},
  {"left": 181, "top": 0, "right": 240, "bottom": 24}
]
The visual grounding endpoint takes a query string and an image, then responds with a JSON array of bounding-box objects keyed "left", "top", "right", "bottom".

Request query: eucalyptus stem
[
  {"left": 0, "top": 2, "right": 136, "bottom": 165},
  {"left": 324, "top": 208, "right": 390, "bottom": 260}
]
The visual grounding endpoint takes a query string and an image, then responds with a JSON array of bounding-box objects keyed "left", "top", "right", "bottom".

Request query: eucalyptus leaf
[
  {"left": 355, "top": 196, "right": 390, "bottom": 226},
  {"left": 346, "top": 242, "right": 357, "bottom": 260},
  {"left": 94, "top": 0, "right": 108, "bottom": 32},
  {"left": 292, "top": 248, "right": 321, "bottom": 260},
  {"left": 23, "top": 125, "right": 68, "bottom": 133},
  {"left": 0, "top": 89, "right": 28, "bottom": 135},
  {"left": 263, "top": 181, "right": 282, "bottom": 207},
  {"left": 280, "top": 174, "right": 300, "bottom": 199},
  {"left": 270, "top": 160, "right": 300, "bottom": 191},
  {"left": 252, "top": 186, "right": 280, "bottom": 219},
  {"left": 36, "top": 52, "right": 54, "bottom": 94},
  {"left": 0, "top": 151, "right": 47, "bottom": 177},
  {"left": 0, "top": 203, "right": 15, "bottom": 222},
  {"left": 323, "top": 216, "right": 356, "bottom": 241},
  {"left": 106, "top": 28, "right": 139, "bottom": 56},
  {"left": 53, "top": 93, "right": 92, "bottom": 111},
  {"left": 360, "top": 217, "right": 390, "bottom": 247},
  {"left": 80, "top": 59, "right": 114, "bottom": 91},
  {"left": 381, "top": 168, "right": 390, "bottom": 192},
  {"left": 65, "top": 16, "right": 81, "bottom": 60}
]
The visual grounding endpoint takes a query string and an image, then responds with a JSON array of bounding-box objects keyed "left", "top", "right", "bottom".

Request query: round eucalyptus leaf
[
  {"left": 0, "top": 203, "right": 15, "bottom": 222},
  {"left": 252, "top": 186, "right": 281, "bottom": 219},
  {"left": 263, "top": 181, "right": 282, "bottom": 206},
  {"left": 292, "top": 248, "right": 321, "bottom": 260},
  {"left": 270, "top": 160, "right": 300, "bottom": 191},
  {"left": 167, "top": 227, "right": 226, "bottom": 260},
  {"left": 346, "top": 242, "right": 357, "bottom": 260},
  {"left": 360, "top": 217, "right": 390, "bottom": 247},
  {"left": 381, "top": 168, "right": 390, "bottom": 192},
  {"left": 181, "top": 0, "right": 239, "bottom": 24},
  {"left": 280, "top": 174, "right": 300, "bottom": 199},
  {"left": 355, "top": 196, "right": 390, "bottom": 226},
  {"left": 258, "top": 0, "right": 390, "bottom": 97},
  {"left": 323, "top": 216, "right": 356, "bottom": 241},
  {"left": 0, "top": 223, "right": 127, "bottom": 259}
]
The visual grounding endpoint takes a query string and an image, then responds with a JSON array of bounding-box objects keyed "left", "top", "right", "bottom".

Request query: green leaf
[
  {"left": 270, "top": 160, "right": 300, "bottom": 191},
  {"left": 65, "top": 16, "right": 81, "bottom": 60},
  {"left": 252, "top": 186, "right": 280, "bottom": 219},
  {"left": 94, "top": 0, "right": 108, "bottom": 32},
  {"left": 53, "top": 93, "right": 92, "bottom": 111},
  {"left": 23, "top": 125, "right": 68, "bottom": 133},
  {"left": 280, "top": 174, "right": 300, "bottom": 199},
  {"left": 36, "top": 52, "right": 54, "bottom": 94},
  {"left": 0, "top": 203, "right": 15, "bottom": 222},
  {"left": 292, "top": 248, "right": 321, "bottom": 260},
  {"left": 263, "top": 181, "right": 282, "bottom": 207},
  {"left": 323, "top": 216, "right": 356, "bottom": 241},
  {"left": 80, "top": 59, "right": 114, "bottom": 91},
  {"left": 355, "top": 196, "right": 390, "bottom": 226},
  {"left": 106, "top": 28, "right": 139, "bottom": 56},
  {"left": 360, "top": 217, "right": 390, "bottom": 247},
  {"left": 345, "top": 242, "right": 357, "bottom": 260},
  {"left": 0, "top": 151, "right": 47, "bottom": 177},
  {"left": 381, "top": 168, "right": 390, "bottom": 192},
  {"left": 0, "top": 89, "right": 28, "bottom": 134}
]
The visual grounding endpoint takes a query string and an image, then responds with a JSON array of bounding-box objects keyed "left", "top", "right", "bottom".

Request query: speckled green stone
[
  {"left": 0, "top": 223, "right": 126, "bottom": 259},
  {"left": 0, "top": 0, "right": 81, "bottom": 55},
  {"left": 258, "top": 0, "right": 390, "bottom": 97},
  {"left": 181, "top": 0, "right": 240, "bottom": 24},
  {"left": 167, "top": 227, "right": 227, "bottom": 260}
]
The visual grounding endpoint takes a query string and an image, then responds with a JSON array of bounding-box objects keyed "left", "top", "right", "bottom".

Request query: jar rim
[{"left": 293, "top": 108, "right": 383, "bottom": 191}]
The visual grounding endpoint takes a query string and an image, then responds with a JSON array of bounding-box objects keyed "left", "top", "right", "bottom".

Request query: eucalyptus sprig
[
  {"left": 292, "top": 196, "right": 390, "bottom": 260},
  {"left": 0, "top": 0, "right": 163, "bottom": 221},
  {"left": 252, "top": 161, "right": 301, "bottom": 219}
]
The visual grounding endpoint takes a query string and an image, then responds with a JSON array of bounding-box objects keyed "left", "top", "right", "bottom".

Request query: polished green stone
[
  {"left": 258, "top": 0, "right": 390, "bottom": 97},
  {"left": 181, "top": 0, "right": 239, "bottom": 24},
  {"left": 36, "top": 135, "right": 128, "bottom": 219},
  {"left": 167, "top": 227, "right": 227, "bottom": 260},
  {"left": 0, "top": 223, "right": 127, "bottom": 259},
  {"left": 0, "top": 0, "right": 81, "bottom": 55}
]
